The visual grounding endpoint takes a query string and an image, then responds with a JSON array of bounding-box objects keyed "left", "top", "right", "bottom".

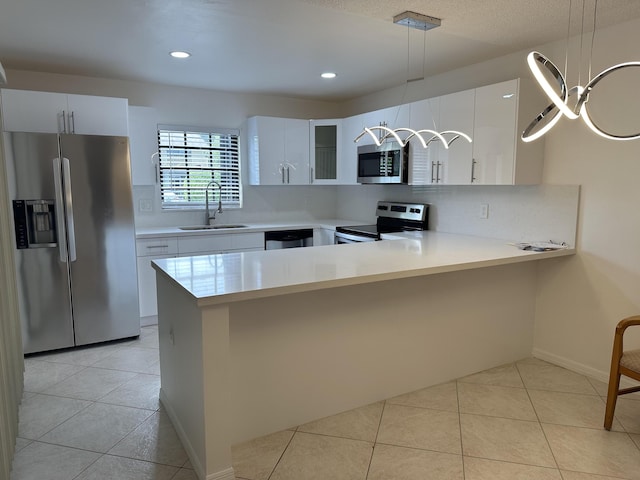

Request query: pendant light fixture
[
  {"left": 523, "top": 0, "right": 640, "bottom": 142},
  {"left": 354, "top": 11, "right": 472, "bottom": 149}
]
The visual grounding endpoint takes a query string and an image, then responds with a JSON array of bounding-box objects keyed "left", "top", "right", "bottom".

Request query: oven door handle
[{"left": 334, "top": 231, "right": 377, "bottom": 243}]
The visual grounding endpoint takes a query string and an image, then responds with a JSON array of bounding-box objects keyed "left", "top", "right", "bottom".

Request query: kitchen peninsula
[{"left": 152, "top": 231, "right": 574, "bottom": 480}]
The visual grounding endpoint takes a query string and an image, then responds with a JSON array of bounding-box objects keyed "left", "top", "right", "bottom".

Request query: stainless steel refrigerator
[{"left": 3, "top": 132, "right": 140, "bottom": 354}]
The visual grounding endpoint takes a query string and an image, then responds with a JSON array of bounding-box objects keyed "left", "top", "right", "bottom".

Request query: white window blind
[{"left": 157, "top": 126, "right": 241, "bottom": 209}]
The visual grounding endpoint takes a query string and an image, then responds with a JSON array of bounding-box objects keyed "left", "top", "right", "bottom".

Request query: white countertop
[
  {"left": 136, "top": 220, "right": 358, "bottom": 238},
  {"left": 152, "top": 231, "right": 575, "bottom": 307}
]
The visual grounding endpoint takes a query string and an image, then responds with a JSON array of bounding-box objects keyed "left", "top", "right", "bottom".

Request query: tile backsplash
[
  {"left": 134, "top": 182, "right": 580, "bottom": 248},
  {"left": 335, "top": 184, "right": 579, "bottom": 247}
]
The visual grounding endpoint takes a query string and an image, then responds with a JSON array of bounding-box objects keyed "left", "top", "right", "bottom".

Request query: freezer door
[
  {"left": 59, "top": 134, "right": 140, "bottom": 345},
  {"left": 3, "top": 132, "right": 74, "bottom": 354}
]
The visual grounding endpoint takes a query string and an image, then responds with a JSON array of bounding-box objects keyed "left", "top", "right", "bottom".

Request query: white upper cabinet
[
  {"left": 128, "top": 106, "right": 158, "bottom": 185},
  {"left": 1, "top": 89, "right": 129, "bottom": 136},
  {"left": 472, "top": 80, "right": 518, "bottom": 184},
  {"left": 439, "top": 89, "right": 475, "bottom": 185},
  {"left": 359, "top": 104, "right": 411, "bottom": 144},
  {"left": 408, "top": 97, "right": 440, "bottom": 185},
  {"left": 66, "top": 94, "right": 129, "bottom": 136},
  {"left": 405, "top": 79, "right": 544, "bottom": 186},
  {"left": 1, "top": 90, "right": 67, "bottom": 133},
  {"left": 247, "top": 116, "right": 310, "bottom": 185},
  {"left": 284, "top": 118, "right": 311, "bottom": 185},
  {"left": 339, "top": 114, "right": 361, "bottom": 185},
  {"left": 472, "top": 78, "right": 544, "bottom": 185},
  {"left": 310, "top": 118, "right": 342, "bottom": 185}
]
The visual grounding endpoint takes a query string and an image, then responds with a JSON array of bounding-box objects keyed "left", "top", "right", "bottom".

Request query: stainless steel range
[{"left": 335, "top": 201, "right": 429, "bottom": 244}]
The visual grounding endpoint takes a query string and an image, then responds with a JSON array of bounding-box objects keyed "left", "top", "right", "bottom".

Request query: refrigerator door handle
[
  {"left": 62, "top": 157, "right": 77, "bottom": 262},
  {"left": 53, "top": 157, "right": 68, "bottom": 263}
]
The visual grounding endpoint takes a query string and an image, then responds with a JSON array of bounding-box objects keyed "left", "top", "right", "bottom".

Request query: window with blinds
[{"left": 157, "top": 126, "right": 242, "bottom": 209}]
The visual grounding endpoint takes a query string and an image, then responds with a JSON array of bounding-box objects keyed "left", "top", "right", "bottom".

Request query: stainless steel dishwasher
[{"left": 264, "top": 229, "right": 314, "bottom": 250}]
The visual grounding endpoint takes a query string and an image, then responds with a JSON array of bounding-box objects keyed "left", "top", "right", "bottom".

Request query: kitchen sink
[{"left": 178, "top": 224, "right": 248, "bottom": 230}]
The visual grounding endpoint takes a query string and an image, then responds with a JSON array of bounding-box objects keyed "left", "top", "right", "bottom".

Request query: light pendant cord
[
  {"left": 564, "top": 0, "right": 572, "bottom": 82},
  {"left": 588, "top": 0, "right": 598, "bottom": 82}
]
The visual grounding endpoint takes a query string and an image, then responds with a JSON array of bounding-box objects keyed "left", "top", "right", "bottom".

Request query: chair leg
[{"left": 604, "top": 368, "right": 621, "bottom": 430}]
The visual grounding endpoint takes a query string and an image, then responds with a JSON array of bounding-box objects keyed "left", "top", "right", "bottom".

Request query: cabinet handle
[
  {"left": 310, "top": 167, "right": 313, "bottom": 184},
  {"left": 287, "top": 166, "right": 290, "bottom": 184},
  {"left": 431, "top": 162, "right": 436, "bottom": 184},
  {"left": 436, "top": 162, "right": 442, "bottom": 183},
  {"left": 471, "top": 159, "right": 477, "bottom": 183},
  {"left": 69, "top": 111, "right": 75, "bottom": 134},
  {"left": 146, "top": 245, "right": 169, "bottom": 249},
  {"left": 281, "top": 164, "right": 285, "bottom": 184},
  {"left": 62, "top": 110, "right": 68, "bottom": 134}
]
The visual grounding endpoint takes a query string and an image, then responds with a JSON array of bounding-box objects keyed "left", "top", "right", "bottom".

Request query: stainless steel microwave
[{"left": 357, "top": 141, "right": 409, "bottom": 184}]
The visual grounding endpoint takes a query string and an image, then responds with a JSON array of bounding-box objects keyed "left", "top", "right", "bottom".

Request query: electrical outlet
[
  {"left": 139, "top": 198, "right": 153, "bottom": 213},
  {"left": 479, "top": 203, "right": 489, "bottom": 219}
]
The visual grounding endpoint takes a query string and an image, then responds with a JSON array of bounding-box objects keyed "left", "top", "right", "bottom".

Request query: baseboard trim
[
  {"left": 205, "top": 468, "right": 236, "bottom": 480},
  {"left": 159, "top": 389, "right": 236, "bottom": 480},
  {"left": 532, "top": 348, "right": 610, "bottom": 384}
]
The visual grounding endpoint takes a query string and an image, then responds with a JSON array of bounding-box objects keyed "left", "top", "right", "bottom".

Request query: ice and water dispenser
[{"left": 12, "top": 199, "right": 58, "bottom": 248}]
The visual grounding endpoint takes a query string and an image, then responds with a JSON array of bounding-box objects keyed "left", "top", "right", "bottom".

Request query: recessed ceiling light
[
  {"left": 170, "top": 51, "right": 191, "bottom": 59},
  {"left": 321, "top": 72, "right": 337, "bottom": 79}
]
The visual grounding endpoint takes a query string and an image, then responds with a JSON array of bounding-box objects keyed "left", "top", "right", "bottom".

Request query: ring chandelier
[
  {"left": 354, "top": 125, "right": 472, "bottom": 149},
  {"left": 523, "top": 0, "right": 640, "bottom": 142},
  {"left": 522, "top": 52, "right": 640, "bottom": 142}
]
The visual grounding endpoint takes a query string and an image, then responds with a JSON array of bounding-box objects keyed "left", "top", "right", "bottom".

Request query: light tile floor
[
  {"left": 233, "top": 357, "right": 640, "bottom": 480},
  {"left": 10, "top": 328, "right": 640, "bottom": 479},
  {"left": 11, "top": 326, "right": 195, "bottom": 480}
]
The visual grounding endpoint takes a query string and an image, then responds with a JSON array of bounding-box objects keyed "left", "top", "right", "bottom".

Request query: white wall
[{"left": 532, "top": 18, "right": 640, "bottom": 379}]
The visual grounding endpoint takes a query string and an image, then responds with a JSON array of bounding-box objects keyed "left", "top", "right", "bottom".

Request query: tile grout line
[
  {"left": 516, "top": 361, "right": 563, "bottom": 473},
  {"left": 364, "top": 400, "right": 387, "bottom": 479},
  {"left": 455, "top": 380, "right": 465, "bottom": 480},
  {"left": 265, "top": 428, "right": 297, "bottom": 480}
]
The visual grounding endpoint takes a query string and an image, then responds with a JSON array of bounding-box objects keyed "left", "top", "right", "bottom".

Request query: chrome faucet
[{"left": 204, "top": 180, "right": 222, "bottom": 225}]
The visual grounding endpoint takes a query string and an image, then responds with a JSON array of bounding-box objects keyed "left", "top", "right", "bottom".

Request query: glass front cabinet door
[{"left": 310, "top": 119, "right": 342, "bottom": 184}]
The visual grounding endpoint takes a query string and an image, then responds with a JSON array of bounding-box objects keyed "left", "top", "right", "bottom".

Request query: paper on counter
[{"left": 510, "top": 241, "right": 569, "bottom": 252}]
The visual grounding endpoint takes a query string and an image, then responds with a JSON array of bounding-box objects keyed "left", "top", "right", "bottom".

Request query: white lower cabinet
[
  {"left": 136, "top": 237, "right": 178, "bottom": 320},
  {"left": 136, "top": 232, "right": 264, "bottom": 320},
  {"left": 177, "top": 232, "right": 263, "bottom": 256}
]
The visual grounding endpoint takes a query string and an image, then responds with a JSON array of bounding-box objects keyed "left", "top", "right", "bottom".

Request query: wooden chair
[{"left": 605, "top": 315, "right": 640, "bottom": 430}]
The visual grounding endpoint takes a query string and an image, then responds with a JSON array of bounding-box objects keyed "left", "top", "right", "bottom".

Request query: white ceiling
[{"left": 1, "top": 0, "right": 640, "bottom": 101}]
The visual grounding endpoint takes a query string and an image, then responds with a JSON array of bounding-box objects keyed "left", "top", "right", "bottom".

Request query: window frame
[{"left": 157, "top": 124, "right": 242, "bottom": 210}]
